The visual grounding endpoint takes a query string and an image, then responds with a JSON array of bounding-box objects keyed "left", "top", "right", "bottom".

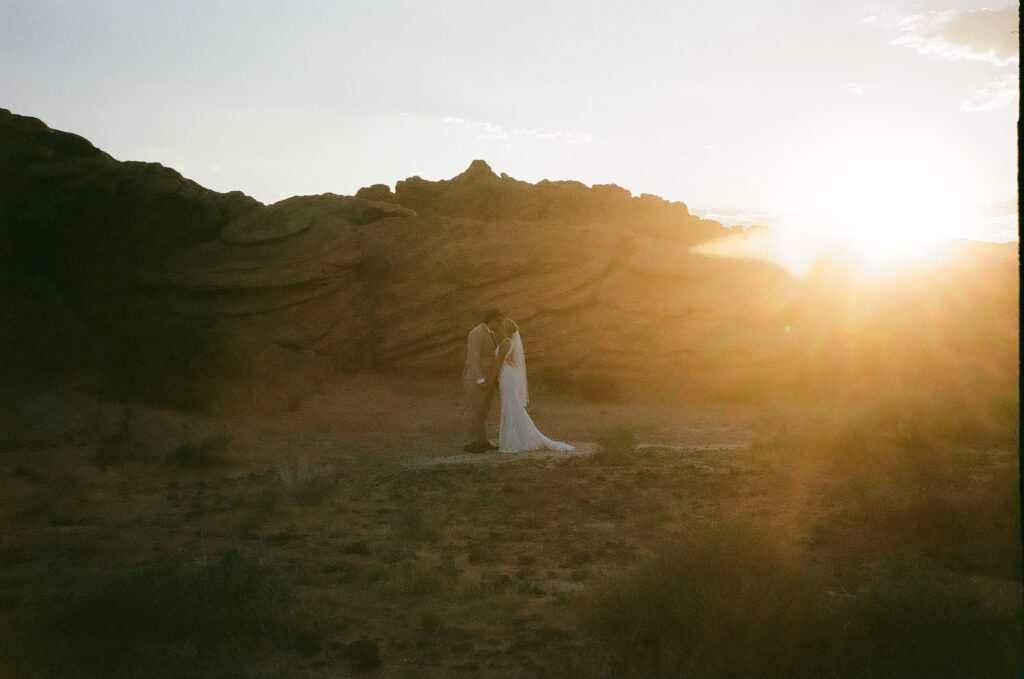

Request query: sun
[
  {"left": 693, "top": 164, "right": 961, "bottom": 277},
  {"left": 831, "top": 165, "right": 955, "bottom": 270}
]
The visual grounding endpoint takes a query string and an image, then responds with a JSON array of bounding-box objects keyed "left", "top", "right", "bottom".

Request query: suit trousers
[{"left": 463, "top": 378, "right": 496, "bottom": 444}]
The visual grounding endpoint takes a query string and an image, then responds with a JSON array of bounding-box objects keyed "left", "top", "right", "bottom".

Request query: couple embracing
[{"left": 462, "top": 309, "right": 575, "bottom": 454}]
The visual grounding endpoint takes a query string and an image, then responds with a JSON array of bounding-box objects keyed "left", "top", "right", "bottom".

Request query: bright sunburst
[
  {"left": 831, "top": 165, "right": 955, "bottom": 270},
  {"left": 693, "top": 164, "right": 960, "bottom": 278}
]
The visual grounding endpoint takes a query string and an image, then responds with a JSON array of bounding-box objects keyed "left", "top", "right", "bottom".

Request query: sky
[{"left": 1, "top": 0, "right": 1019, "bottom": 242}]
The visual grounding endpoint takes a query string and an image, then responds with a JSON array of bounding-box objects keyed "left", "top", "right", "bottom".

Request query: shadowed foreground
[{"left": 0, "top": 373, "right": 1018, "bottom": 678}]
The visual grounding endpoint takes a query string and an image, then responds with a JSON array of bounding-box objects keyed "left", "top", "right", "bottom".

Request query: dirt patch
[{"left": 405, "top": 443, "right": 598, "bottom": 468}]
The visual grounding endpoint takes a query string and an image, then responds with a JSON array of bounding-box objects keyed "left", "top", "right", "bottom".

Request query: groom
[{"left": 462, "top": 308, "right": 503, "bottom": 453}]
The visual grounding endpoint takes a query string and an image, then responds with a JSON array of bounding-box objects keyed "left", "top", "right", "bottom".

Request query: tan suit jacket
[{"left": 464, "top": 322, "right": 496, "bottom": 383}]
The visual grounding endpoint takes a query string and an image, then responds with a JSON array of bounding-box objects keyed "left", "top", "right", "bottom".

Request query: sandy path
[
  {"left": 403, "top": 441, "right": 753, "bottom": 469},
  {"left": 206, "top": 375, "right": 757, "bottom": 467},
  {"left": 5, "top": 374, "right": 756, "bottom": 476}
]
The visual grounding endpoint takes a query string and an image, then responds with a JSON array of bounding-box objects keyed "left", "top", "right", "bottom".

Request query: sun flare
[
  {"left": 692, "top": 229, "right": 830, "bottom": 278},
  {"left": 831, "top": 166, "right": 955, "bottom": 263}
]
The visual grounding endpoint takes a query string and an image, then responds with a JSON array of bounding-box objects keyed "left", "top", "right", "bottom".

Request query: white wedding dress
[{"left": 497, "top": 331, "right": 575, "bottom": 454}]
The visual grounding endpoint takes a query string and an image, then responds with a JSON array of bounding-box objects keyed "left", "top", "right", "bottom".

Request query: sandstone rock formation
[{"left": 1, "top": 108, "right": 1016, "bottom": 410}]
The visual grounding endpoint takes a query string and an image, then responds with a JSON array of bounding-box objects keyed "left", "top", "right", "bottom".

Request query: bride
[{"left": 494, "top": 319, "right": 575, "bottom": 454}]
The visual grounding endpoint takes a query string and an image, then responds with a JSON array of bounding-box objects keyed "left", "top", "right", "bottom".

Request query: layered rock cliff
[{"left": 1, "top": 109, "right": 1016, "bottom": 409}]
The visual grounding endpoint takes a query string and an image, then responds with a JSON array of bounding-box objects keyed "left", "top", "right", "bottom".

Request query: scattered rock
[{"left": 354, "top": 182, "right": 396, "bottom": 202}]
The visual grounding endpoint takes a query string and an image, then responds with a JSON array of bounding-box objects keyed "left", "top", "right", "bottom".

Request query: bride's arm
[
  {"left": 490, "top": 338, "right": 512, "bottom": 381},
  {"left": 500, "top": 338, "right": 514, "bottom": 365}
]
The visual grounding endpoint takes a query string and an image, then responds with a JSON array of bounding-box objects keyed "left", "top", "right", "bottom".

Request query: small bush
[
  {"left": 581, "top": 524, "right": 824, "bottom": 678},
  {"left": 594, "top": 425, "right": 637, "bottom": 463},
  {"left": 93, "top": 410, "right": 147, "bottom": 467},
  {"left": 396, "top": 506, "right": 444, "bottom": 543},
  {"left": 835, "top": 570, "right": 1024, "bottom": 679},
  {"left": 755, "top": 400, "right": 1021, "bottom": 579},
  {"left": 165, "top": 434, "right": 232, "bottom": 468},
  {"left": 383, "top": 562, "right": 444, "bottom": 596},
  {"left": 575, "top": 525, "right": 1022, "bottom": 678},
  {"left": 276, "top": 460, "right": 336, "bottom": 506},
  {"left": 467, "top": 545, "right": 495, "bottom": 564},
  {"left": 343, "top": 638, "right": 381, "bottom": 671},
  {"left": 419, "top": 608, "right": 443, "bottom": 633},
  {"left": 235, "top": 486, "right": 282, "bottom": 532},
  {"left": 19, "top": 549, "right": 322, "bottom": 678},
  {"left": 343, "top": 540, "right": 371, "bottom": 556},
  {"left": 531, "top": 367, "right": 620, "bottom": 402}
]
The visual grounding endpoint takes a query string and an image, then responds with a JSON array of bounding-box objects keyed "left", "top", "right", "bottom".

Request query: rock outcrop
[{"left": 1, "top": 109, "right": 1016, "bottom": 409}]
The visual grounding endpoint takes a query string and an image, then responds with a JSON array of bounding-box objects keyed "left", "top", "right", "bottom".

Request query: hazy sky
[{"left": 1, "top": 1, "right": 1018, "bottom": 241}]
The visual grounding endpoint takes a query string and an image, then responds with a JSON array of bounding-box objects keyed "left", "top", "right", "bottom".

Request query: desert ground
[{"left": 0, "top": 374, "right": 1019, "bottom": 678}]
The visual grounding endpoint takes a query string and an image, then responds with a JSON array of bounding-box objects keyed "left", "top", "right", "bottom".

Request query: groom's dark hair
[{"left": 483, "top": 308, "right": 503, "bottom": 322}]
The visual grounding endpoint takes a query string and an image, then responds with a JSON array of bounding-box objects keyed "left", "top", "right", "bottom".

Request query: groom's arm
[{"left": 467, "top": 327, "right": 488, "bottom": 384}]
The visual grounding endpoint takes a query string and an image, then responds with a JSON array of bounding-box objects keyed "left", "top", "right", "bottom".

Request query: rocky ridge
[{"left": 0, "top": 109, "right": 1016, "bottom": 409}]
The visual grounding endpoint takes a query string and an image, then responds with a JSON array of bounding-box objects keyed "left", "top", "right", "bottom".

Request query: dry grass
[
  {"left": 0, "top": 373, "right": 1018, "bottom": 678},
  {"left": 14, "top": 550, "right": 325, "bottom": 678},
  {"left": 574, "top": 526, "right": 1020, "bottom": 679}
]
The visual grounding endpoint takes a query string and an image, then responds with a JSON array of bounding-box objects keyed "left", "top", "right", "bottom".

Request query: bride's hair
[{"left": 503, "top": 318, "right": 519, "bottom": 338}]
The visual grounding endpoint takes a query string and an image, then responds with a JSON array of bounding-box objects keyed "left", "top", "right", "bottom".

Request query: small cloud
[
  {"left": 691, "top": 206, "right": 783, "bottom": 229},
  {"left": 983, "top": 198, "right": 1018, "bottom": 217},
  {"left": 861, "top": 15, "right": 878, "bottom": 24},
  {"left": 954, "top": 200, "right": 1020, "bottom": 242},
  {"left": 207, "top": 163, "right": 225, "bottom": 174},
  {"left": 892, "top": 7, "right": 1019, "bottom": 66},
  {"left": 478, "top": 123, "right": 508, "bottom": 141},
  {"left": 562, "top": 132, "right": 594, "bottom": 144},
  {"left": 444, "top": 117, "right": 593, "bottom": 145},
  {"left": 961, "top": 72, "right": 1019, "bottom": 111},
  {"left": 443, "top": 116, "right": 508, "bottom": 140},
  {"left": 513, "top": 127, "right": 594, "bottom": 144},
  {"left": 142, "top": 147, "right": 171, "bottom": 155},
  {"left": 514, "top": 127, "right": 562, "bottom": 139},
  {"left": 848, "top": 82, "right": 866, "bottom": 95}
]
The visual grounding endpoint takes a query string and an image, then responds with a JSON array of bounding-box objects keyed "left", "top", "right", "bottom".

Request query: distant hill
[{"left": 0, "top": 108, "right": 1016, "bottom": 410}]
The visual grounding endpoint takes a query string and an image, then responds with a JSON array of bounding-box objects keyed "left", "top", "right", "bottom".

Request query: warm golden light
[
  {"left": 693, "top": 223, "right": 953, "bottom": 279},
  {"left": 839, "top": 237, "right": 953, "bottom": 275},
  {"left": 830, "top": 165, "right": 956, "bottom": 271},
  {"left": 696, "top": 164, "right": 964, "bottom": 277},
  {"left": 692, "top": 229, "right": 830, "bottom": 277}
]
